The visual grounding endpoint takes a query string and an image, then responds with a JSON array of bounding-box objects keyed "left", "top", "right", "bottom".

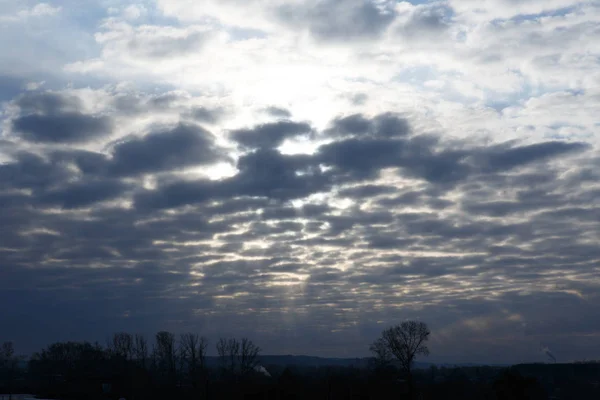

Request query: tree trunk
[{"left": 406, "top": 368, "right": 414, "bottom": 400}]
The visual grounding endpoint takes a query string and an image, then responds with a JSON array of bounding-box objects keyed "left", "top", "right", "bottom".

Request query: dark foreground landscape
[{"left": 2, "top": 336, "right": 600, "bottom": 400}]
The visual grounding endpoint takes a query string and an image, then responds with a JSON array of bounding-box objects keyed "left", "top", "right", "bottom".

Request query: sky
[{"left": 0, "top": 0, "right": 599, "bottom": 365}]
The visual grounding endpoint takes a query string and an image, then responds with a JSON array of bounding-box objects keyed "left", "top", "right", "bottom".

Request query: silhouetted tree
[
  {"left": 180, "top": 333, "right": 208, "bottom": 388},
  {"left": 154, "top": 331, "right": 177, "bottom": 386},
  {"left": 239, "top": 338, "right": 261, "bottom": 376},
  {"left": 371, "top": 320, "right": 430, "bottom": 399},
  {"left": 0, "top": 342, "right": 17, "bottom": 400},
  {"left": 29, "top": 341, "right": 106, "bottom": 399},
  {"left": 109, "top": 332, "right": 133, "bottom": 361},
  {"left": 369, "top": 335, "right": 393, "bottom": 367},
  {"left": 134, "top": 334, "right": 149, "bottom": 369},
  {"left": 216, "top": 338, "right": 240, "bottom": 376},
  {"left": 127, "top": 334, "right": 151, "bottom": 400}
]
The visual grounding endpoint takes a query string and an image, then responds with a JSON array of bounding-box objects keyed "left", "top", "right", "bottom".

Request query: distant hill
[
  {"left": 204, "top": 355, "right": 370, "bottom": 369},
  {"left": 259, "top": 355, "right": 370, "bottom": 368},
  {"left": 204, "top": 355, "right": 508, "bottom": 369}
]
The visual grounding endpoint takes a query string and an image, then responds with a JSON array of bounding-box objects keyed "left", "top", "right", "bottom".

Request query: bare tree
[
  {"left": 154, "top": 331, "right": 177, "bottom": 383},
  {"left": 180, "top": 333, "right": 208, "bottom": 387},
  {"left": 1, "top": 342, "right": 14, "bottom": 360},
  {"left": 215, "top": 337, "right": 260, "bottom": 377},
  {"left": 239, "top": 338, "right": 261, "bottom": 376},
  {"left": 133, "top": 334, "right": 148, "bottom": 368},
  {"left": 369, "top": 337, "right": 393, "bottom": 367},
  {"left": 109, "top": 332, "right": 133, "bottom": 360},
  {"left": 1, "top": 342, "right": 17, "bottom": 400},
  {"left": 371, "top": 321, "right": 430, "bottom": 399},
  {"left": 216, "top": 338, "right": 239, "bottom": 375},
  {"left": 216, "top": 338, "right": 225, "bottom": 369}
]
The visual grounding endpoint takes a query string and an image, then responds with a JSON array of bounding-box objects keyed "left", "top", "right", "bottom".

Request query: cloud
[
  {"left": 276, "top": 0, "right": 397, "bottom": 41},
  {"left": 133, "top": 179, "right": 218, "bottom": 210},
  {"left": 108, "top": 123, "right": 228, "bottom": 176},
  {"left": 122, "top": 4, "right": 148, "bottom": 21},
  {"left": 0, "top": 151, "right": 76, "bottom": 191},
  {"left": 96, "top": 22, "right": 213, "bottom": 60},
  {"left": 51, "top": 149, "right": 111, "bottom": 176},
  {"left": 0, "top": 3, "right": 61, "bottom": 22},
  {"left": 10, "top": 92, "right": 113, "bottom": 143},
  {"left": 396, "top": 3, "right": 454, "bottom": 39},
  {"left": 318, "top": 137, "right": 406, "bottom": 179},
  {"left": 477, "top": 141, "right": 590, "bottom": 172},
  {"left": 2, "top": 0, "right": 600, "bottom": 362},
  {"left": 226, "top": 148, "right": 329, "bottom": 199},
  {"left": 21, "top": 3, "right": 61, "bottom": 18},
  {"left": 134, "top": 146, "right": 327, "bottom": 209},
  {"left": 189, "top": 106, "right": 224, "bottom": 123},
  {"left": 230, "top": 121, "right": 313, "bottom": 149},
  {"left": 132, "top": 113, "right": 591, "bottom": 215},
  {"left": 448, "top": 0, "right": 579, "bottom": 21},
  {"left": 38, "top": 180, "right": 132, "bottom": 209},
  {"left": 326, "top": 112, "right": 411, "bottom": 138},
  {"left": 264, "top": 106, "right": 292, "bottom": 118},
  {"left": 13, "top": 113, "right": 113, "bottom": 143}
]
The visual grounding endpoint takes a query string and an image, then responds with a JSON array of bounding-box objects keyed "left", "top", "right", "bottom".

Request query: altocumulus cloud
[
  {"left": 1, "top": 88, "right": 599, "bottom": 363},
  {"left": 10, "top": 92, "right": 113, "bottom": 143}
]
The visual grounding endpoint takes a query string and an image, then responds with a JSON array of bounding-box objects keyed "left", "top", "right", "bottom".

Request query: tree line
[
  {"left": 1, "top": 320, "right": 428, "bottom": 399},
  {"left": 4, "top": 320, "right": 591, "bottom": 399},
  {"left": 1, "top": 331, "right": 264, "bottom": 400}
]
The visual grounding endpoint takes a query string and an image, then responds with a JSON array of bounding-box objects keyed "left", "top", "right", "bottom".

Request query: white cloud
[
  {"left": 123, "top": 4, "right": 147, "bottom": 20},
  {"left": 0, "top": 3, "right": 61, "bottom": 21},
  {"left": 26, "top": 3, "right": 61, "bottom": 17},
  {"left": 25, "top": 81, "right": 46, "bottom": 91},
  {"left": 448, "top": 0, "right": 585, "bottom": 22},
  {"left": 57, "top": 0, "right": 599, "bottom": 145}
]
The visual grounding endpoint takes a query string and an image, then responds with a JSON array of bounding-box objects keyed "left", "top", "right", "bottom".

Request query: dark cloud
[
  {"left": 2, "top": 103, "right": 600, "bottom": 362},
  {"left": 135, "top": 147, "right": 330, "bottom": 209},
  {"left": 134, "top": 179, "right": 218, "bottom": 210},
  {"left": 127, "top": 31, "right": 210, "bottom": 59},
  {"left": 189, "top": 106, "right": 223, "bottom": 123},
  {"left": 399, "top": 4, "right": 454, "bottom": 38},
  {"left": 109, "top": 123, "right": 227, "bottom": 176},
  {"left": 38, "top": 180, "right": 132, "bottom": 209},
  {"left": 318, "top": 137, "right": 405, "bottom": 179},
  {"left": 133, "top": 115, "right": 591, "bottom": 215},
  {"left": 327, "top": 112, "right": 411, "bottom": 138},
  {"left": 264, "top": 106, "right": 292, "bottom": 118},
  {"left": 13, "top": 113, "right": 112, "bottom": 143},
  {"left": 477, "top": 141, "right": 589, "bottom": 172},
  {"left": 16, "top": 91, "right": 82, "bottom": 114},
  {"left": 10, "top": 91, "right": 113, "bottom": 143},
  {"left": 51, "top": 149, "right": 111, "bottom": 176},
  {"left": 0, "top": 151, "right": 75, "bottom": 190},
  {"left": 225, "top": 148, "right": 330, "bottom": 200},
  {"left": 329, "top": 114, "right": 371, "bottom": 136},
  {"left": 276, "top": 0, "right": 397, "bottom": 41},
  {"left": 230, "top": 121, "right": 312, "bottom": 149}
]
